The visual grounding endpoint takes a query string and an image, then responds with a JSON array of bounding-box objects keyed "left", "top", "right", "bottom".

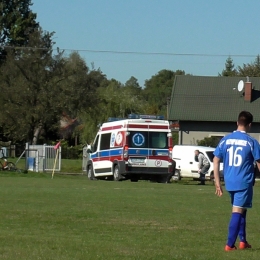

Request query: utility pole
[{"left": 166, "top": 97, "right": 170, "bottom": 120}]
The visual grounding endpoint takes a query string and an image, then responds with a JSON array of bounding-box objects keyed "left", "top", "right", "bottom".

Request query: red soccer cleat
[
  {"left": 225, "top": 245, "right": 237, "bottom": 251},
  {"left": 239, "top": 241, "right": 252, "bottom": 249}
]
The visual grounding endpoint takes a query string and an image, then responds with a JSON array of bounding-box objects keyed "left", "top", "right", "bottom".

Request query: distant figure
[
  {"left": 194, "top": 150, "right": 210, "bottom": 185},
  {"left": 213, "top": 111, "right": 260, "bottom": 251}
]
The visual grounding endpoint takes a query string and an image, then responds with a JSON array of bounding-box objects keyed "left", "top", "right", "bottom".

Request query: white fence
[{"left": 26, "top": 143, "right": 61, "bottom": 172}]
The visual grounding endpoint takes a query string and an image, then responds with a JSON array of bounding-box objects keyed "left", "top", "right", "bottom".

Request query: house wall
[
  {"left": 180, "top": 131, "right": 260, "bottom": 145},
  {"left": 178, "top": 121, "right": 260, "bottom": 145}
]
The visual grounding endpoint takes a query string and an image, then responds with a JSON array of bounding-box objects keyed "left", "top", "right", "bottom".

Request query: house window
[{"left": 208, "top": 134, "right": 225, "bottom": 143}]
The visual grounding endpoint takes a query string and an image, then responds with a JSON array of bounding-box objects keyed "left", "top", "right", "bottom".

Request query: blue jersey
[{"left": 214, "top": 131, "right": 260, "bottom": 191}]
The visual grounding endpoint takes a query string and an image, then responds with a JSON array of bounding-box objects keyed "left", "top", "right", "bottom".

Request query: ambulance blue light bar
[{"left": 128, "top": 114, "right": 164, "bottom": 120}]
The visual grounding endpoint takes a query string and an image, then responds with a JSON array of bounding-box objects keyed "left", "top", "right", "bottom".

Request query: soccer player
[{"left": 213, "top": 111, "right": 260, "bottom": 251}]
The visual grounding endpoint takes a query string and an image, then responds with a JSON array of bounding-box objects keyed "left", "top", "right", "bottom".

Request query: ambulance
[{"left": 86, "top": 114, "right": 175, "bottom": 183}]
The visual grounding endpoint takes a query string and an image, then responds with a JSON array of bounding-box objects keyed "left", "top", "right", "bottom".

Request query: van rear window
[{"left": 129, "top": 131, "right": 168, "bottom": 149}]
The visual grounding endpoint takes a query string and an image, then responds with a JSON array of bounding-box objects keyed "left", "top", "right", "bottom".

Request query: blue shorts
[{"left": 228, "top": 186, "right": 253, "bottom": 208}]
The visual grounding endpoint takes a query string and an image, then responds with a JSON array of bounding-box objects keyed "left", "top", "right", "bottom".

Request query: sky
[{"left": 31, "top": 0, "right": 260, "bottom": 87}]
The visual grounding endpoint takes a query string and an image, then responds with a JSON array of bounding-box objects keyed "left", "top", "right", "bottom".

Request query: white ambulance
[{"left": 86, "top": 114, "right": 175, "bottom": 183}]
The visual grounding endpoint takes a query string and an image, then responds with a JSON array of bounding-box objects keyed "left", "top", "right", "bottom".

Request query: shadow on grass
[{"left": 171, "top": 180, "right": 225, "bottom": 186}]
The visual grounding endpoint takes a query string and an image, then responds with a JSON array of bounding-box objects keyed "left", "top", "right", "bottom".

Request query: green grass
[
  {"left": 0, "top": 173, "right": 260, "bottom": 260},
  {"left": 60, "top": 158, "right": 82, "bottom": 173},
  {"left": 6, "top": 158, "right": 83, "bottom": 173}
]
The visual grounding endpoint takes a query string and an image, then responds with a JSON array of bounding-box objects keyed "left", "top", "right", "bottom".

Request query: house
[{"left": 168, "top": 76, "right": 260, "bottom": 145}]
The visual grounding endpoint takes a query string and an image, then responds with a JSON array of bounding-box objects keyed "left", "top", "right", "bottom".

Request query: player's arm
[
  {"left": 256, "top": 159, "right": 260, "bottom": 172},
  {"left": 213, "top": 156, "right": 223, "bottom": 197},
  {"left": 255, "top": 159, "right": 260, "bottom": 186},
  {"left": 252, "top": 140, "right": 260, "bottom": 183}
]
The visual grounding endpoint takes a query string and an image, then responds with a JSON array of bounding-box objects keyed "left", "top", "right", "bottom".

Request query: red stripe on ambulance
[
  {"left": 101, "top": 125, "right": 123, "bottom": 131},
  {"left": 128, "top": 124, "right": 168, "bottom": 129}
]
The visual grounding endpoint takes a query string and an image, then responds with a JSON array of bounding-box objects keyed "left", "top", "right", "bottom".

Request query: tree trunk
[{"left": 32, "top": 124, "right": 43, "bottom": 145}]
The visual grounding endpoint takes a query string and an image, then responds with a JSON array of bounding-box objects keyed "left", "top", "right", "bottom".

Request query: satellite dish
[{"left": 237, "top": 80, "right": 244, "bottom": 92}]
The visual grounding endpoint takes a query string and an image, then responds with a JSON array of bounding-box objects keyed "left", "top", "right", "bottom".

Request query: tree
[
  {"left": 219, "top": 56, "right": 237, "bottom": 76},
  {"left": 57, "top": 53, "right": 107, "bottom": 145},
  {"left": 237, "top": 55, "right": 260, "bottom": 77},
  {"left": 197, "top": 136, "right": 220, "bottom": 147},
  {"left": 0, "top": 29, "right": 61, "bottom": 144},
  {"left": 0, "top": 0, "right": 39, "bottom": 62},
  {"left": 125, "top": 76, "right": 142, "bottom": 93},
  {"left": 143, "top": 69, "right": 185, "bottom": 116},
  {"left": 78, "top": 76, "right": 148, "bottom": 144}
]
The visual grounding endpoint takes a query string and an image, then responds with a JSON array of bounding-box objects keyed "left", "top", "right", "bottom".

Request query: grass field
[
  {"left": 1, "top": 173, "right": 260, "bottom": 260},
  {"left": 7, "top": 158, "right": 83, "bottom": 173}
]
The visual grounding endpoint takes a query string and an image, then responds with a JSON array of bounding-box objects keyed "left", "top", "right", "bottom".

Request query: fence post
[{"left": 25, "top": 142, "right": 29, "bottom": 170}]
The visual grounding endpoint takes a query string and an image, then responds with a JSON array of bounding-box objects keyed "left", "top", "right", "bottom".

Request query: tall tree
[
  {"left": 219, "top": 56, "right": 237, "bottom": 76},
  {"left": 125, "top": 76, "right": 142, "bottom": 93},
  {"left": 0, "top": 0, "right": 39, "bottom": 62},
  {"left": 143, "top": 69, "right": 185, "bottom": 115},
  {"left": 0, "top": 29, "right": 60, "bottom": 144},
  {"left": 237, "top": 55, "right": 260, "bottom": 77},
  {"left": 58, "top": 53, "right": 107, "bottom": 145}
]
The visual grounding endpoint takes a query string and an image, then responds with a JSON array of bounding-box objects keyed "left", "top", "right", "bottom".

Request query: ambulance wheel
[
  {"left": 87, "top": 165, "right": 95, "bottom": 180},
  {"left": 113, "top": 165, "right": 122, "bottom": 181},
  {"left": 158, "top": 176, "right": 169, "bottom": 183}
]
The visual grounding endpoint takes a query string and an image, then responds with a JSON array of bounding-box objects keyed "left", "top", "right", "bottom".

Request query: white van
[{"left": 172, "top": 145, "right": 223, "bottom": 181}]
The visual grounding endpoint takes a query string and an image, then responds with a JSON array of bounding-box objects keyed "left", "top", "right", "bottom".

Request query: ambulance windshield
[{"left": 129, "top": 131, "right": 168, "bottom": 149}]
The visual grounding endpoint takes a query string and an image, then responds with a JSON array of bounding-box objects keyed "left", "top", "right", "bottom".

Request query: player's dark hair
[{"left": 237, "top": 111, "right": 253, "bottom": 126}]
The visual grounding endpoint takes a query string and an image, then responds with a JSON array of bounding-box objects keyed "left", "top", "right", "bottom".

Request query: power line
[{"left": 2, "top": 45, "right": 259, "bottom": 58}]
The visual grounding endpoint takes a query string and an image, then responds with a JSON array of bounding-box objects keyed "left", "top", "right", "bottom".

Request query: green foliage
[
  {"left": 237, "top": 55, "right": 260, "bottom": 77},
  {"left": 78, "top": 76, "right": 148, "bottom": 144},
  {"left": 219, "top": 56, "right": 238, "bottom": 76},
  {"left": 0, "top": 29, "right": 61, "bottom": 143},
  {"left": 0, "top": 0, "right": 39, "bottom": 62},
  {"left": 143, "top": 69, "right": 185, "bottom": 116},
  {"left": 172, "top": 131, "right": 179, "bottom": 145},
  {"left": 197, "top": 136, "right": 221, "bottom": 147},
  {"left": 220, "top": 55, "right": 260, "bottom": 77}
]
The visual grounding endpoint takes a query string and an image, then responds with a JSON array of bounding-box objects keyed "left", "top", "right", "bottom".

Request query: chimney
[{"left": 244, "top": 82, "right": 252, "bottom": 102}]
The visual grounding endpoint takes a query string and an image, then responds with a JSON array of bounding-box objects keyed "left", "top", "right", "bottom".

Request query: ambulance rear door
[{"left": 128, "top": 122, "right": 169, "bottom": 172}]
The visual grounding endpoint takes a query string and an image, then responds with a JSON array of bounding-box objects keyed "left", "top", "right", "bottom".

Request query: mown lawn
[
  {"left": 0, "top": 173, "right": 260, "bottom": 260},
  {"left": 7, "top": 158, "right": 83, "bottom": 173}
]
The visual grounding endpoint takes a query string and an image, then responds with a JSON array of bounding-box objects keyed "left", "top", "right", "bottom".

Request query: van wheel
[
  {"left": 131, "top": 178, "right": 138, "bottom": 182},
  {"left": 87, "top": 165, "right": 96, "bottom": 180},
  {"left": 173, "top": 170, "right": 181, "bottom": 181},
  {"left": 210, "top": 172, "right": 215, "bottom": 184},
  {"left": 113, "top": 165, "right": 122, "bottom": 181}
]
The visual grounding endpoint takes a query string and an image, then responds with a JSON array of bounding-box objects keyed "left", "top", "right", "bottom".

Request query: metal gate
[
  {"left": 26, "top": 143, "right": 61, "bottom": 172},
  {"left": 44, "top": 145, "right": 61, "bottom": 172}
]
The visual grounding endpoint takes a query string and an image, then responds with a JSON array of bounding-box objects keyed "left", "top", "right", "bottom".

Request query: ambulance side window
[
  {"left": 100, "top": 133, "right": 111, "bottom": 150},
  {"left": 92, "top": 135, "right": 100, "bottom": 153}
]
